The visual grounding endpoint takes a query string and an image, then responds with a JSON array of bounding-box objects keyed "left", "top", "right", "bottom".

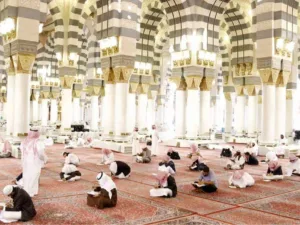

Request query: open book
[
  {"left": 87, "top": 191, "right": 100, "bottom": 196},
  {"left": 192, "top": 182, "right": 205, "bottom": 188}
]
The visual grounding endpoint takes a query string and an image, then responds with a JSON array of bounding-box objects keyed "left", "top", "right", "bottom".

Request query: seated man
[
  {"left": 99, "top": 149, "right": 114, "bottom": 165},
  {"left": 150, "top": 169, "right": 177, "bottom": 198},
  {"left": 159, "top": 155, "right": 176, "bottom": 174},
  {"left": 263, "top": 161, "right": 284, "bottom": 181},
  {"left": 167, "top": 148, "right": 180, "bottom": 160},
  {"left": 244, "top": 152, "right": 259, "bottom": 165},
  {"left": 244, "top": 143, "right": 258, "bottom": 156},
  {"left": 109, "top": 161, "right": 131, "bottom": 179},
  {"left": 263, "top": 150, "right": 278, "bottom": 163},
  {"left": 63, "top": 152, "right": 80, "bottom": 166},
  {"left": 189, "top": 157, "right": 206, "bottom": 171},
  {"left": 228, "top": 171, "right": 255, "bottom": 188},
  {"left": 220, "top": 146, "right": 233, "bottom": 158},
  {"left": 286, "top": 154, "right": 300, "bottom": 176},
  {"left": 187, "top": 143, "right": 203, "bottom": 159},
  {"left": 136, "top": 147, "right": 151, "bottom": 163},
  {"left": 77, "top": 137, "right": 85, "bottom": 147},
  {"left": 44, "top": 136, "right": 54, "bottom": 146},
  {"left": 64, "top": 137, "right": 77, "bottom": 149},
  {"left": 0, "top": 141, "right": 12, "bottom": 158},
  {"left": 274, "top": 134, "right": 288, "bottom": 158},
  {"left": 87, "top": 172, "right": 117, "bottom": 209},
  {"left": 1, "top": 185, "right": 36, "bottom": 222},
  {"left": 192, "top": 166, "right": 218, "bottom": 193},
  {"left": 60, "top": 164, "right": 81, "bottom": 181},
  {"left": 225, "top": 151, "right": 245, "bottom": 170}
]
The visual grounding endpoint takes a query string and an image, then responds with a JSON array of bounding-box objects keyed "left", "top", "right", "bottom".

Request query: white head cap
[{"left": 3, "top": 185, "right": 13, "bottom": 196}]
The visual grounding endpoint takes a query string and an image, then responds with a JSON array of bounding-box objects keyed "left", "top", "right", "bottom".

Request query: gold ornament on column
[
  {"left": 286, "top": 89, "right": 293, "bottom": 100},
  {"left": 50, "top": 92, "right": 60, "bottom": 99},
  {"left": 113, "top": 67, "right": 133, "bottom": 83},
  {"left": 245, "top": 85, "right": 260, "bottom": 96},
  {"left": 5, "top": 57, "right": 15, "bottom": 76},
  {"left": 234, "top": 86, "right": 245, "bottom": 96},
  {"left": 245, "top": 63, "right": 253, "bottom": 76},
  {"left": 200, "top": 77, "right": 214, "bottom": 91},
  {"left": 276, "top": 70, "right": 290, "bottom": 87},
  {"left": 224, "top": 93, "right": 232, "bottom": 101},
  {"left": 60, "top": 76, "right": 75, "bottom": 89},
  {"left": 72, "top": 90, "right": 82, "bottom": 98},
  {"left": 259, "top": 68, "right": 280, "bottom": 85},
  {"left": 40, "top": 91, "right": 50, "bottom": 99},
  {"left": 87, "top": 86, "right": 101, "bottom": 96},
  {"left": 15, "top": 54, "right": 36, "bottom": 74},
  {"left": 185, "top": 76, "right": 202, "bottom": 90},
  {"left": 129, "top": 82, "right": 138, "bottom": 93},
  {"left": 258, "top": 95, "right": 262, "bottom": 104},
  {"left": 103, "top": 68, "right": 115, "bottom": 84}
]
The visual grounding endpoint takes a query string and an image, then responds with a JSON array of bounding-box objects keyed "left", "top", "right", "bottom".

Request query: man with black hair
[
  {"left": 244, "top": 152, "right": 259, "bottom": 165},
  {"left": 1, "top": 185, "right": 36, "bottom": 222},
  {"left": 192, "top": 166, "right": 218, "bottom": 193}
]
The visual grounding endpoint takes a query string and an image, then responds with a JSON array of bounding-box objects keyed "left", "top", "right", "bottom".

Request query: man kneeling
[
  {"left": 192, "top": 166, "right": 218, "bottom": 193},
  {"left": 136, "top": 147, "right": 151, "bottom": 163},
  {"left": 1, "top": 185, "right": 36, "bottom": 222},
  {"left": 150, "top": 169, "right": 177, "bottom": 198},
  {"left": 228, "top": 171, "right": 255, "bottom": 188},
  {"left": 87, "top": 172, "right": 117, "bottom": 209},
  {"left": 60, "top": 164, "right": 81, "bottom": 181}
]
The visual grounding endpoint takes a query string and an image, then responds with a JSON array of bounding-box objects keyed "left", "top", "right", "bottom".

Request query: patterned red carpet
[{"left": 0, "top": 143, "right": 300, "bottom": 224}]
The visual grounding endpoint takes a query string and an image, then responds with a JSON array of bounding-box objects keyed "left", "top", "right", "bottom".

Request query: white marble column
[
  {"left": 90, "top": 95, "right": 99, "bottom": 131},
  {"left": 114, "top": 83, "right": 129, "bottom": 135},
  {"left": 146, "top": 98, "right": 155, "bottom": 132},
  {"left": 175, "top": 90, "right": 186, "bottom": 138},
  {"left": 41, "top": 99, "right": 49, "bottom": 126},
  {"left": 61, "top": 89, "right": 73, "bottom": 131},
  {"left": 225, "top": 94, "right": 233, "bottom": 135},
  {"left": 257, "top": 96, "right": 262, "bottom": 133},
  {"left": 286, "top": 91, "right": 294, "bottom": 137},
  {"left": 6, "top": 75, "right": 15, "bottom": 135},
  {"left": 186, "top": 89, "right": 199, "bottom": 138},
  {"left": 275, "top": 86, "right": 286, "bottom": 139},
  {"left": 32, "top": 95, "right": 39, "bottom": 122},
  {"left": 127, "top": 92, "right": 136, "bottom": 132},
  {"left": 199, "top": 90, "right": 211, "bottom": 136},
  {"left": 50, "top": 99, "right": 58, "bottom": 124},
  {"left": 13, "top": 74, "right": 31, "bottom": 136},
  {"left": 72, "top": 98, "right": 80, "bottom": 123},
  {"left": 102, "top": 84, "right": 115, "bottom": 135},
  {"left": 234, "top": 95, "right": 246, "bottom": 136},
  {"left": 80, "top": 102, "right": 84, "bottom": 122},
  {"left": 137, "top": 94, "right": 148, "bottom": 131},
  {"left": 261, "top": 84, "right": 276, "bottom": 143},
  {"left": 2, "top": 102, "right": 7, "bottom": 121},
  {"left": 247, "top": 95, "right": 257, "bottom": 136}
]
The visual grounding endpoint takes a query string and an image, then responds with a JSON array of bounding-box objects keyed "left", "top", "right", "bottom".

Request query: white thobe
[
  {"left": 265, "top": 151, "right": 278, "bottom": 162},
  {"left": 131, "top": 132, "right": 140, "bottom": 156},
  {"left": 77, "top": 138, "right": 85, "bottom": 147},
  {"left": 228, "top": 172, "right": 255, "bottom": 188},
  {"left": 65, "top": 153, "right": 80, "bottom": 166},
  {"left": 151, "top": 129, "right": 159, "bottom": 155},
  {"left": 149, "top": 180, "right": 172, "bottom": 197},
  {"left": 286, "top": 160, "right": 300, "bottom": 176},
  {"left": 44, "top": 138, "right": 54, "bottom": 146},
  {"left": 227, "top": 156, "right": 245, "bottom": 170},
  {"left": 100, "top": 153, "right": 114, "bottom": 165},
  {"left": 21, "top": 141, "right": 46, "bottom": 197}
]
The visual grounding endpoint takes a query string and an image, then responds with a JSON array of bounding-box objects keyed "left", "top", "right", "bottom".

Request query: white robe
[
  {"left": 226, "top": 156, "right": 245, "bottom": 170},
  {"left": 77, "top": 138, "right": 85, "bottom": 147},
  {"left": 286, "top": 160, "right": 300, "bottom": 176},
  {"left": 151, "top": 129, "right": 159, "bottom": 155},
  {"left": 265, "top": 151, "right": 278, "bottom": 162},
  {"left": 149, "top": 180, "right": 172, "bottom": 197},
  {"left": 44, "top": 138, "right": 54, "bottom": 146},
  {"left": 228, "top": 172, "right": 255, "bottom": 188},
  {"left": 131, "top": 132, "right": 140, "bottom": 156},
  {"left": 65, "top": 153, "right": 80, "bottom": 166},
  {"left": 100, "top": 153, "right": 114, "bottom": 165},
  {"left": 21, "top": 140, "right": 46, "bottom": 197}
]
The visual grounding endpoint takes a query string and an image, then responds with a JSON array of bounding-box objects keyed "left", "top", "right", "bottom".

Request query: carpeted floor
[{"left": 0, "top": 143, "right": 300, "bottom": 224}]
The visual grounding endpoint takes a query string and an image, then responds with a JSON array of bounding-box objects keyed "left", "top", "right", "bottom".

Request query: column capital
[
  {"left": 234, "top": 86, "right": 245, "bottom": 96},
  {"left": 259, "top": 68, "right": 280, "bottom": 85},
  {"left": 12, "top": 54, "right": 35, "bottom": 74},
  {"left": 147, "top": 90, "right": 157, "bottom": 100},
  {"left": 286, "top": 89, "right": 294, "bottom": 100},
  {"left": 50, "top": 92, "right": 60, "bottom": 99},
  {"left": 5, "top": 57, "right": 15, "bottom": 76},
  {"left": 185, "top": 76, "right": 202, "bottom": 90},
  {"left": 113, "top": 67, "right": 133, "bottom": 83},
  {"left": 40, "top": 91, "right": 50, "bottom": 99},
  {"left": 60, "top": 76, "right": 75, "bottom": 89},
  {"left": 137, "top": 83, "right": 150, "bottom": 95},
  {"left": 245, "top": 85, "right": 261, "bottom": 96},
  {"left": 258, "top": 95, "right": 262, "bottom": 104},
  {"left": 169, "top": 76, "right": 187, "bottom": 90},
  {"left": 224, "top": 92, "right": 232, "bottom": 101},
  {"left": 200, "top": 76, "right": 215, "bottom": 91},
  {"left": 87, "top": 86, "right": 104, "bottom": 96},
  {"left": 129, "top": 82, "right": 138, "bottom": 93},
  {"left": 72, "top": 90, "right": 82, "bottom": 98},
  {"left": 276, "top": 70, "right": 290, "bottom": 87},
  {"left": 103, "top": 68, "right": 115, "bottom": 84}
]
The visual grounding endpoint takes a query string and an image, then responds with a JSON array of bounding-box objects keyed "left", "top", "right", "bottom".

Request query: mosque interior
[{"left": 0, "top": 0, "right": 300, "bottom": 224}]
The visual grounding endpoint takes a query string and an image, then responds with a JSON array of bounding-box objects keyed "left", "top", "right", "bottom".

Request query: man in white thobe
[
  {"left": 21, "top": 130, "right": 46, "bottom": 197},
  {"left": 131, "top": 128, "right": 140, "bottom": 156}
]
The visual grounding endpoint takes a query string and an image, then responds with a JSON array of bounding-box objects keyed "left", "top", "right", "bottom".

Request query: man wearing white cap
[{"left": 1, "top": 185, "right": 36, "bottom": 222}]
